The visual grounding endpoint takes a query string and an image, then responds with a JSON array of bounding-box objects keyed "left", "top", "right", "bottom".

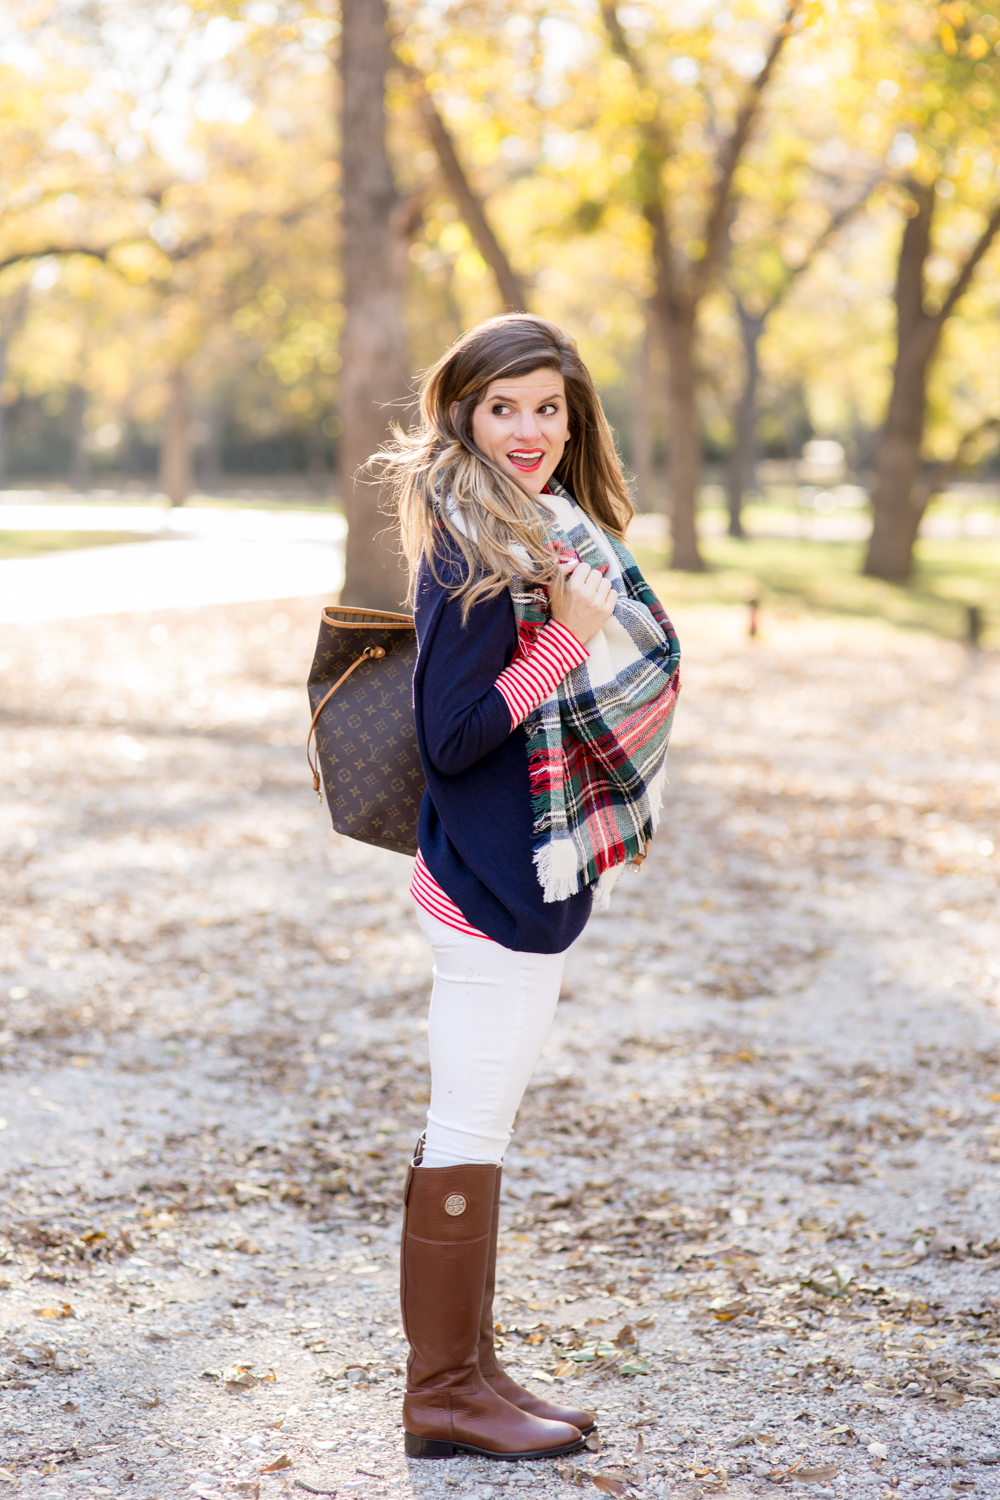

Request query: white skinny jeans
[{"left": 415, "top": 906, "right": 566, "bottom": 1169}]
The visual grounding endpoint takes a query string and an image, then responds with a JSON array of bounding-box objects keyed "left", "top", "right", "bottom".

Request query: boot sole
[{"left": 405, "top": 1431, "right": 586, "bottom": 1461}]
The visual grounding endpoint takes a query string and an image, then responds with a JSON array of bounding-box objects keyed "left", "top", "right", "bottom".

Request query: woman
[{"left": 381, "top": 315, "right": 680, "bottom": 1462}]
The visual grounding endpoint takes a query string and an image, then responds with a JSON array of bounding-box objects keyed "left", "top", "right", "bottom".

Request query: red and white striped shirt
[
  {"left": 410, "top": 617, "right": 588, "bottom": 939},
  {"left": 411, "top": 850, "right": 491, "bottom": 938},
  {"left": 493, "top": 618, "right": 589, "bottom": 727}
]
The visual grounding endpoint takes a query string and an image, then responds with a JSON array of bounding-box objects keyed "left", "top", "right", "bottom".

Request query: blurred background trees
[{"left": 0, "top": 0, "right": 998, "bottom": 597}]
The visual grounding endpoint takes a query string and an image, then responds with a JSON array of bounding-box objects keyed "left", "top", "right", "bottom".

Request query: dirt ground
[{"left": 2, "top": 593, "right": 1000, "bottom": 1500}]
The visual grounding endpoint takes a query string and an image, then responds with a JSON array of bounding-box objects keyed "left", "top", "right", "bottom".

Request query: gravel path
[{"left": 2, "top": 595, "right": 999, "bottom": 1500}]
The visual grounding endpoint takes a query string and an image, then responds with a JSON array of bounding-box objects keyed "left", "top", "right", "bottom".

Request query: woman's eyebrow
[{"left": 483, "top": 389, "right": 564, "bottom": 404}]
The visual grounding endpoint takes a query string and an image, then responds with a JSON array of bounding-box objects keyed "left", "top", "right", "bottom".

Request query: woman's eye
[
  {"left": 491, "top": 404, "right": 510, "bottom": 416},
  {"left": 539, "top": 404, "right": 558, "bottom": 415}
]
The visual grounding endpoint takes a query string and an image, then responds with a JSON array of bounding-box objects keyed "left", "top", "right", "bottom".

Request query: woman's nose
[{"left": 513, "top": 409, "right": 541, "bottom": 441}]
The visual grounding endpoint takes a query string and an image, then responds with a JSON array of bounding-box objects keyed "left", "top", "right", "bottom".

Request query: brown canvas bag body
[{"left": 306, "top": 606, "right": 425, "bottom": 856}]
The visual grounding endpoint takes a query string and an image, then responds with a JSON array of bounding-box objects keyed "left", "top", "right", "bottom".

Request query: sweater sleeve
[
  {"left": 494, "top": 619, "right": 589, "bottom": 728},
  {"left": 417, "top": 581, "right": 522, "bottom": 777}
]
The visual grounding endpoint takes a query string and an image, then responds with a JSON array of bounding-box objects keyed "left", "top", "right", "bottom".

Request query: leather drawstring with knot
[{"left": 306, "top": 645, "right": 386, "bottom": 802}]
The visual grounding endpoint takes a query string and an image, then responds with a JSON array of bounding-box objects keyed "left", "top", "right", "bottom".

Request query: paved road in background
[{"left": 0, "top": 504, "right": 345, "bottom": 623}]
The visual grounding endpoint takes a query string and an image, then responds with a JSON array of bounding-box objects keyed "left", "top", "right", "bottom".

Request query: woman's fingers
[{"left": 549, "top": 558, "right": 617, "bottom": 642}]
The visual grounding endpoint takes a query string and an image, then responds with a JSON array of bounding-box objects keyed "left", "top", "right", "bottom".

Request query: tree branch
[
  {"left": 895, "top": 178, "right": 935, "bottom": 331},
  {"left": 0, "top": 245, "right": 112, "bottom": 275},
  {"left": 913, "top": 414, "right": 1000, "bottom": 510},
  {"left": 753, "top": 173, "right": 879, "bottom": 321},
  {"left": 600, "top": 5, "right": 677, "bottom": 297},
  {"left": 692, "top": 0, "right": 803, "bottom": 303},
  {"left": 785, "top": 182, "right": 873, "bottom": 286},
  {"left": 599, "top": 3, "right": 672, "bottom": 161},
  {"left": 936, "top": 195, "right": 1000, "bottom": 325},
  {"left": 398, "top": 60, "right": 528, "bottom": 312}
]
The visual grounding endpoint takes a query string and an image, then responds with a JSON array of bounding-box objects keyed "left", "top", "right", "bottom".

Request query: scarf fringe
[
  {"left": 533, "top": 836, "right": 581, "bottom": 904},
  {"left": 647, "top": 758, "right": 668, "bottom": 833},
  {"left": 593, "top": 862, "right": 625, "bottom": 911}
]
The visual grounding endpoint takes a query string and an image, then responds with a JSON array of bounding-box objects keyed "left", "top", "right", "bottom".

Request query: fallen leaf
[
  {"left": 0, "top": 1471, "right": 18, "bottom": 1487},
  {"left": 585, "top": 1432, "right": 601, "bottom": 1452},
  {"left": 618, "top": 1360, "right": 649, "bottom": 1376},
  {"left": 592, "top": 1476, "right": 626, "bottom": 1496},
  {"left": 259, "top": 1454, "right": 292, "bottom": 1472},
  {"left": 33, "top": 1305, "right": 73, "bottom": 1319},
  {"left": 632, "top": 1432, "right": 644, "bottom": 1460},
  {"left": 235, "top": 1237, "right": 263, "bottom": 1254},
  {"left": 555, "top": 1460, "right": 590, "bottom": 1488},
  {"left": 614, "top": 1324, "right": 635, "bottom": 1348},
  {"left": 792, "top": 1466, "right": 839, "bottom": 1483}
]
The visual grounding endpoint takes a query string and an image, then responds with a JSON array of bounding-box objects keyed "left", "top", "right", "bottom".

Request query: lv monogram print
[{"left": 306, "top": 609, "right": 425, "bottom": 856}]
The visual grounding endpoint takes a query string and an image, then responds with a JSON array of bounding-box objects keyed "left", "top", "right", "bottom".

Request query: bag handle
[{"left": 306, "top": 645, "right": 386, "bottom": 802}]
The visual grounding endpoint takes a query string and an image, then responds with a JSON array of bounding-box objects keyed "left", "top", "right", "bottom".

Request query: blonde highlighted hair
[{"left": 375, "top": 314, "right": 633, "bottom": 618}]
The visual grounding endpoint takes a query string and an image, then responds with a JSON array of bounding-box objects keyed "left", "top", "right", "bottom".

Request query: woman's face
[{"left": 465, "top": 368, "right": 570, "bottom": 495}]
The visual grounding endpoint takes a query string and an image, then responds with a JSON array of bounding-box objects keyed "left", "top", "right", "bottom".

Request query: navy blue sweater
[{"left": 412, "top": 554, "right": 593, "bottom": 953}]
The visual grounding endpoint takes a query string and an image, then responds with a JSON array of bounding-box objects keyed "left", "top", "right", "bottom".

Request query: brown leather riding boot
[
  {"left": 478, "top": 1166, "right": 597, "bottom": 1435},
  {"left": 400, "top": 1150, "right": 585, "bottom": 1460}
]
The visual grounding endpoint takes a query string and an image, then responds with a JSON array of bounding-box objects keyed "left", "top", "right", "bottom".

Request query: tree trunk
[
  {"left": 160, "top": 365, "right": 191, "bottom": 507},
  {"left": 199, "top": 400, "right": 224, "bottom": 490},
  {"left": 864, "top": 180, "right": 1000, "bottom": 581},
  {"left": 0, "top": 287, "right": 29, "bottom": 488},
  {"left": 339, "top": 0, "right": 409, "bottom": 611},
  {"left": 0, "top": 336, "right": 8, "bottom": 487},
  {"left": 862, "top": 344, "right": 935, "bottom": 581},
  {"left": 726, "top": 306, "right": 764, "bottom": 540},
  {"left": 69, "top": 386, "right": 89, "bottom": 492},
  {"left": 863, "top": 183, "right": 938, "bottom": 583},
  {"left": 631, "top": 318, "right": 653, "bottom": 511},
  {"left": 661, "top": 307, "right": 704, "bottom": 571}
]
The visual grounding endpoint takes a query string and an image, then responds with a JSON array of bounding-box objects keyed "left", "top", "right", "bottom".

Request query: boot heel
[{"left": 405, "top": 1433, "right": 456, "bottom": 1459}]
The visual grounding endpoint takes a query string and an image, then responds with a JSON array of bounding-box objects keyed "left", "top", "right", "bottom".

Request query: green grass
[
  {"left": 633, "top": 532, "right": 1000, "bottom": 649},
  {"left": 0, "top": 530, "right": 148, "bottom": 560}
]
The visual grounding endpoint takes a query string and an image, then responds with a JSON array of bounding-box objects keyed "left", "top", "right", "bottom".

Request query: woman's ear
[{"left": 449, "top": 400, "right": 460, "bottom": 431}]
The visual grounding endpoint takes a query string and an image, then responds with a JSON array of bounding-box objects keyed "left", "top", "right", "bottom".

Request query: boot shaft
[{"left": 400, "top": 1159, "right": 498, "bottom": 1391}]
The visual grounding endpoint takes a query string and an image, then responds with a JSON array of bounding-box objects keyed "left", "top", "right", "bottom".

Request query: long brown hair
[{"left": 375, "top": 314, "right": 633, "bottom": 617}]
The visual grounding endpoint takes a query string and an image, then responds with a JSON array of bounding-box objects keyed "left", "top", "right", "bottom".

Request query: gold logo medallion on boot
[{"left": 443, "top": 1193, "right": 467, "bottom": 1217}]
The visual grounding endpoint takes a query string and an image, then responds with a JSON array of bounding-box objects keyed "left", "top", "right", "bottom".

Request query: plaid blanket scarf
[{"left": 510, "top": 479, "right": 681, "bottom": 908}]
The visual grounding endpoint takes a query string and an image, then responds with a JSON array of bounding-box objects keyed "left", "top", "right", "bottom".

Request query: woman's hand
[{"left": 550, "top": 558, "right": 617, "bottom": 645}]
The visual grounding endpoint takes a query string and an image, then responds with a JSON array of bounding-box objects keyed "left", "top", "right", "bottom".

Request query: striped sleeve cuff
[{"left": 494, "top": 619, "right": 589, "bottom": 729}]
